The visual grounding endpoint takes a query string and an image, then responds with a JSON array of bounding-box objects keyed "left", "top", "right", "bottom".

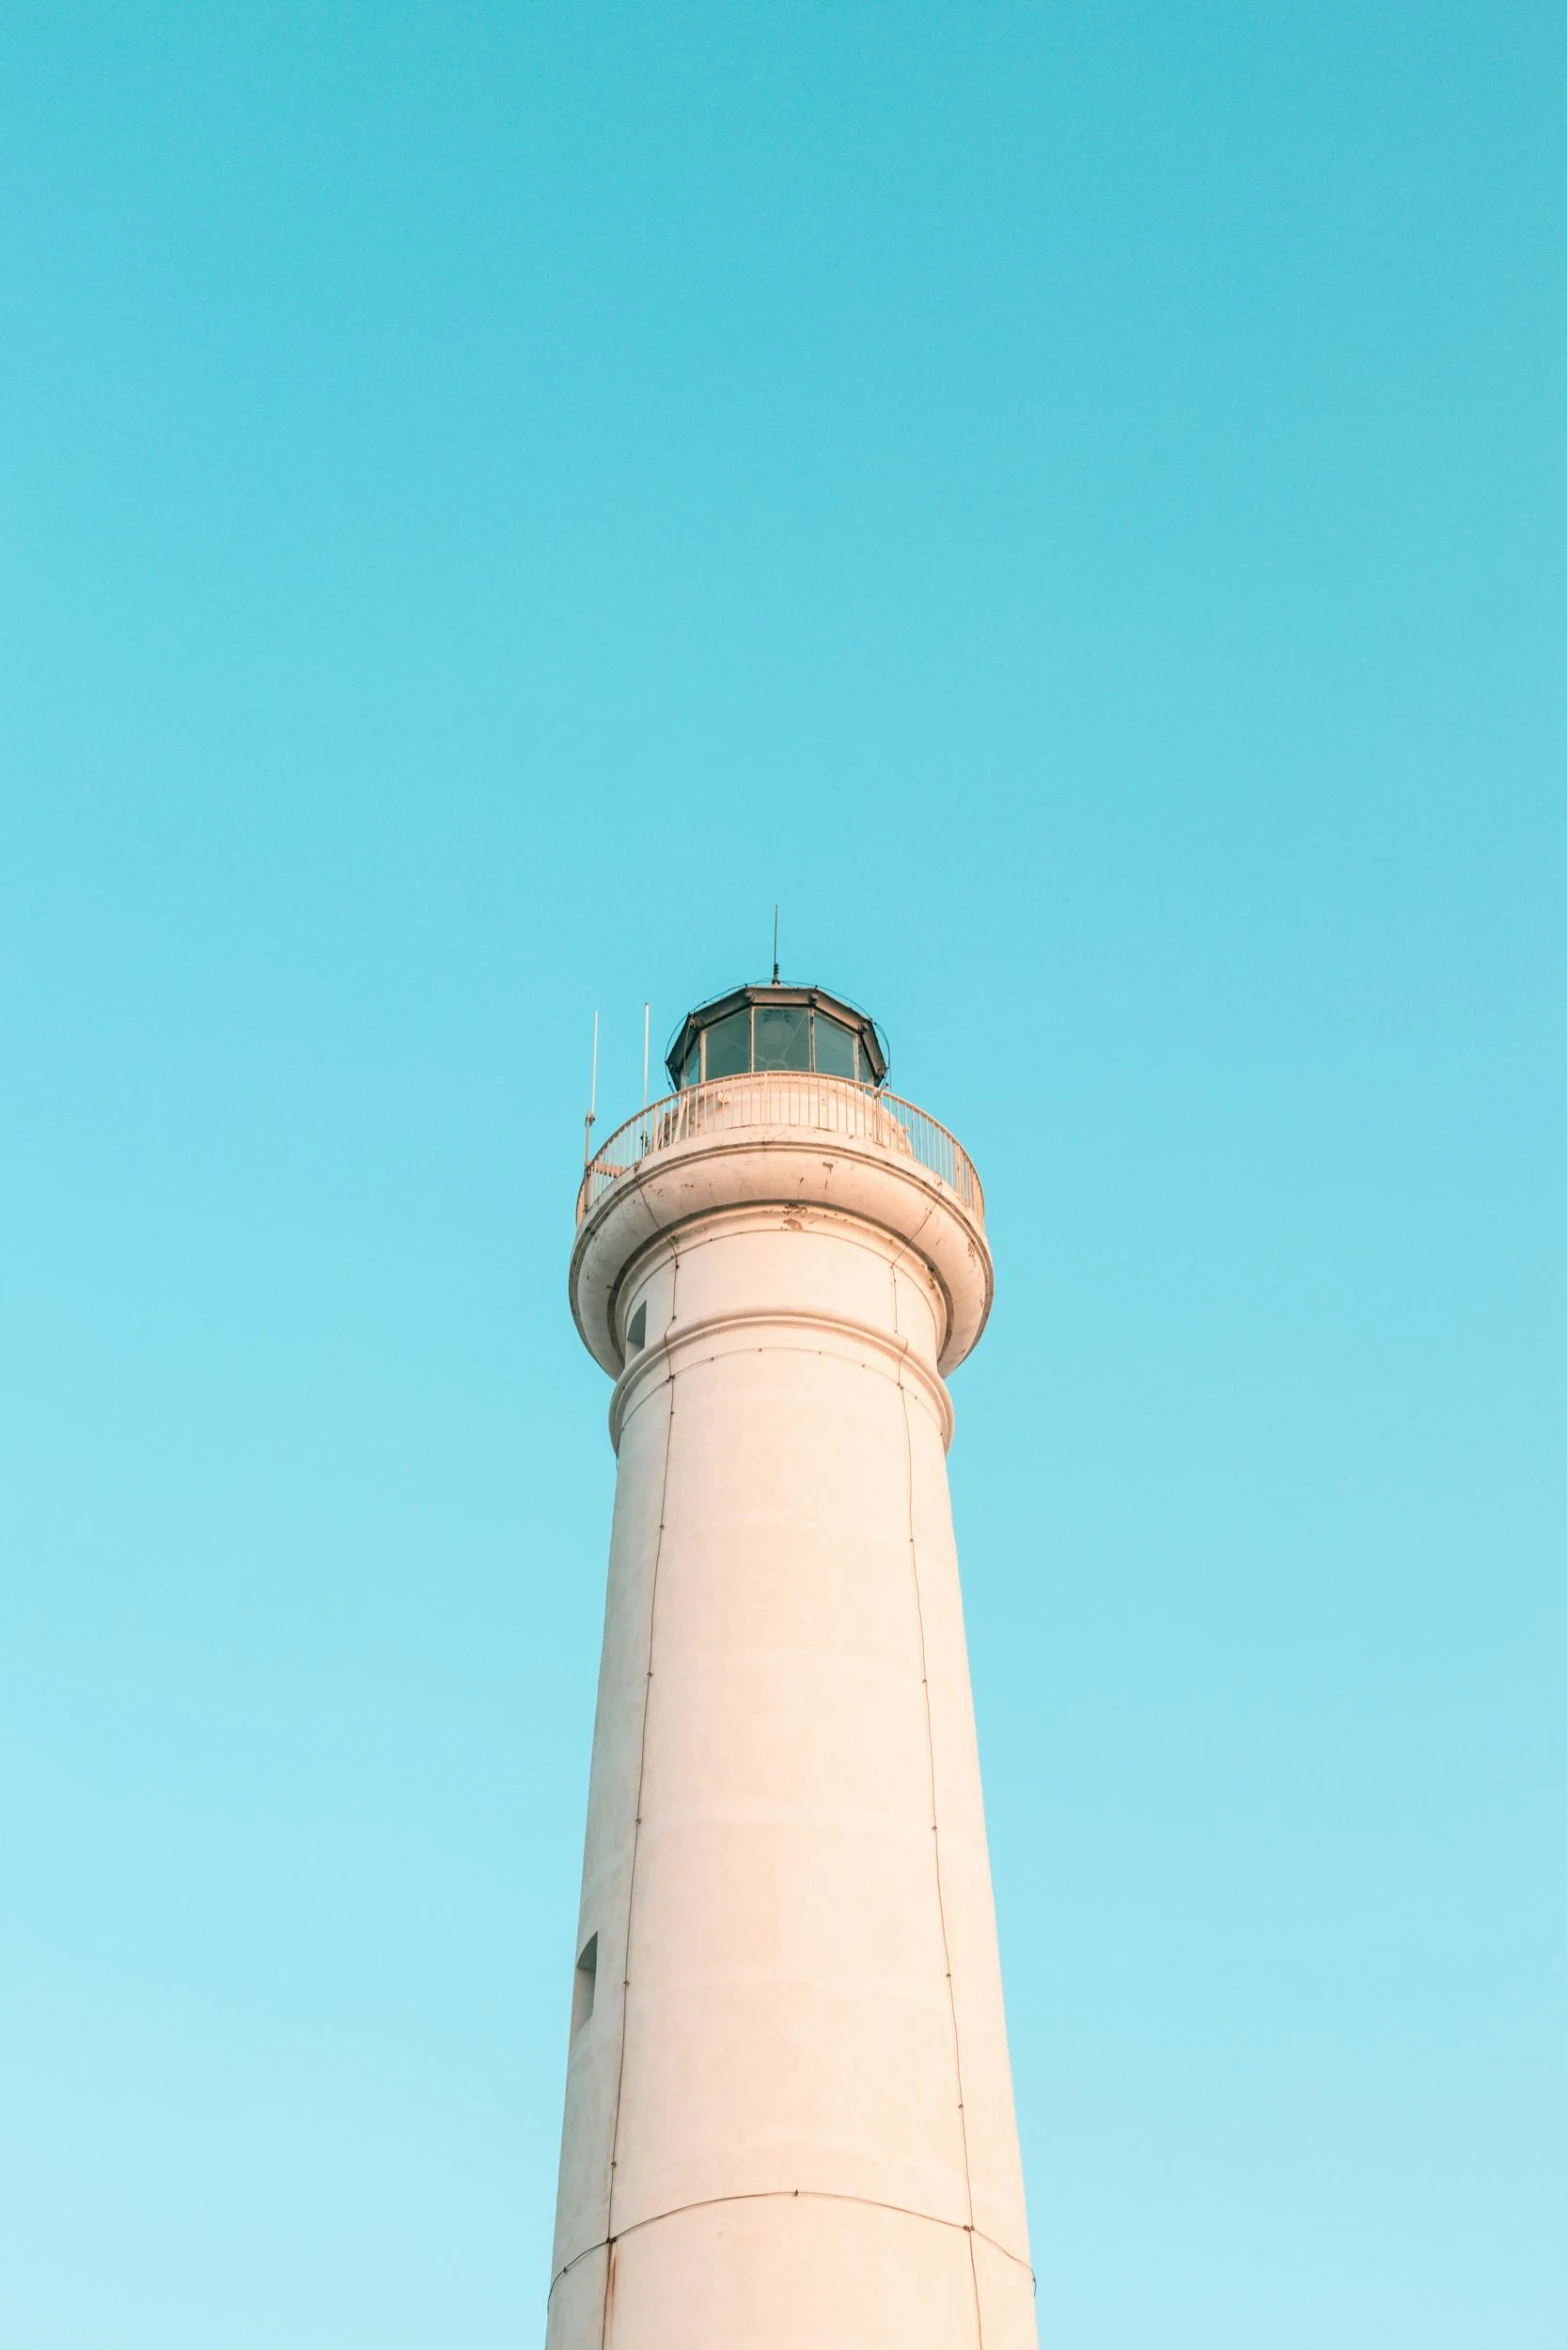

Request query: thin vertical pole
[
  {"left": 583, "top": 1010, "right": 599, "bottom": 1170},
  {"left": 772, "top": 905, "right": 780, "bottom": 985},
  {"left": 642, "top": 1001, "right": 650, "bottom": 1106}
]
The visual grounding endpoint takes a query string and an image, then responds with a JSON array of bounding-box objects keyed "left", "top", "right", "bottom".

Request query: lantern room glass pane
[
  {"left": 704, "top": 1007, "right": 751, "bottom": 1078},
  {"left": 682, "top": 1039, "right": 701, "bottom": 1088},
  {"left": 754, "top": 1003, "right": 810, "bottom": 1070},
  {"left": 812, "top": 1013, "right": 856, "bottom": 1078}
]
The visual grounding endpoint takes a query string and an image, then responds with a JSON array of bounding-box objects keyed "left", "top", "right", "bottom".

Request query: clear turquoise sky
[{"left": 2, "top": 6, "right": 1563, "bottom": 2345}]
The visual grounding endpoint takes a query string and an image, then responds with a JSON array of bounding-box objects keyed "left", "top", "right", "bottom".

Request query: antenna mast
[{"left": 772, "top": 905, "right": 780, "bottom": 986}]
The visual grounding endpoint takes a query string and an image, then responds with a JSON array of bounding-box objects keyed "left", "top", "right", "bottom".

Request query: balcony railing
[{"left": 577, "top": 1073, "right": 984, "bottom": 1227}]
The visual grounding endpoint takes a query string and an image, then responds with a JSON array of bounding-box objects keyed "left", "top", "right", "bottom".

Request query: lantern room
[{"left": 664, "top": 983, "right": 888, "bottom": 1092}]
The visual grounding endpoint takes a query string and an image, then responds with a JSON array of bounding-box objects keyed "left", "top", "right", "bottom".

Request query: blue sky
[{"left": 2, "top": 5, "right": 1563, "bottom": 2344}]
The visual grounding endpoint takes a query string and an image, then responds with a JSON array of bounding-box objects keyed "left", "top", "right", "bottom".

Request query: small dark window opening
[
  {"left": 572, "top": 1933, "right": 598, "bottom": 2036},
  {"left": 627, "top": 1301, "right": 647, "bottom": 1353}
]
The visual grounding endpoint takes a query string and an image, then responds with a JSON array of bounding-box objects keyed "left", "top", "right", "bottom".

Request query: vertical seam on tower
[
  {"left": 599, "top": 1236, "right": 681, "bottom": 2349},
  {"left": 890, "top": 1257, "right": 986, "bottom": 2350}
]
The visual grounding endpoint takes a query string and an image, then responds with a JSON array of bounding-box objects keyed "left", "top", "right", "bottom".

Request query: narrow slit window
[
  {"left": 627, "top": 1301, "right": 647, "bottom": 1353},
  {"left": 571, "top": 1933, "right": 598, "bottom": 2036}
]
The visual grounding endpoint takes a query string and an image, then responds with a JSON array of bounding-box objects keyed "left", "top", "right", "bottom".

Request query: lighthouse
[{"left": 547, "top": 981, "right": 1037, "bottom": 2349}]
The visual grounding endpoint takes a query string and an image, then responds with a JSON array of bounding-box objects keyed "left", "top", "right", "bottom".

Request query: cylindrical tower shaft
[{"left": 549, "top": 1037, "right": 1034, "bottom": 2350}]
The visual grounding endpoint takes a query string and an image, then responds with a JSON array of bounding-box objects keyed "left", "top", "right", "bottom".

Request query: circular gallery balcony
[{"left": 576, "top": 1070, "right": 984, "bottom": 1231}]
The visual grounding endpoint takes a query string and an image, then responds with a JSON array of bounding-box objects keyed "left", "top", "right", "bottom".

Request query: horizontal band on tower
[
  {"left": 548, "top": 2184, "right": 1036, "bottom": 2305},
  {"left": 609, "top": 1301, "right": 957, "bottom": 1451}
]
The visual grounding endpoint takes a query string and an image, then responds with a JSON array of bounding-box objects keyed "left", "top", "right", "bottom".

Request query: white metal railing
[{"left": 576, "top": 1073, "right": 984, "bottom": 1227}]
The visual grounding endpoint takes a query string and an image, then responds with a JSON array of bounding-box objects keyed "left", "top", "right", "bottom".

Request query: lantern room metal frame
[{"left": 664, "top": 982, "right": 889, "bottom": 1094}]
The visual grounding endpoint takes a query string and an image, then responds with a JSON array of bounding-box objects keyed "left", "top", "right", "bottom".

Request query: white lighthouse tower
[{"left": 547, "top": 981, "right": 1036, "bottom": 2349}]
